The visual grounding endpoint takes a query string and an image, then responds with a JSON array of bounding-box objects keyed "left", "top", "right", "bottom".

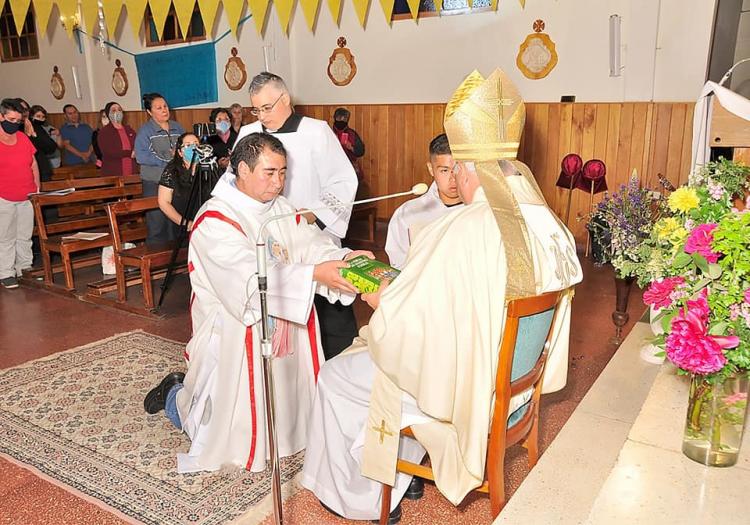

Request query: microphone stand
[{"left": 255, "top": 186, "right": 426, "bottom": 525}]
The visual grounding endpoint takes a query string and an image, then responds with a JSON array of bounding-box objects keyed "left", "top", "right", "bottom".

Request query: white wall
[
  {"left": 0, "top": 5, "right": 290, "bottom": 112},
  {"left": 289, "top": 0, "right": 717, "bottom": 104},
  {"left": 0, "top": 0, "right": 717, "bottom": 110}
]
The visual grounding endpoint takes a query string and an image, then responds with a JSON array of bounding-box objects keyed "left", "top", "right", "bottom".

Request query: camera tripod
[{"left": 156, "top": 152, "right": 221, "bottom": 310}]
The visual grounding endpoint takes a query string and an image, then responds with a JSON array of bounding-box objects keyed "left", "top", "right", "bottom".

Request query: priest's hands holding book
[{"left": 312, "top": 251, "right": 374, "bottom": 294}]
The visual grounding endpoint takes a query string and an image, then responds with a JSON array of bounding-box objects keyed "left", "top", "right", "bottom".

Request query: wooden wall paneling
[
  {"left": 544, "top": 103, "right": 562, "bottom": 216},
  {"left": 615, "top": 102, "right": 635, "bottom": 185},
  {"left": 604, "top": 103, "right": 622, "bottom": 195},
  {"left": 554, "top": 104, "right": 574, "bottom": 222},
  {"left": 665, "top": 103, "right": 688, "bottom": 189},
  {"left": 680, "top": 105, "right": 695, "bottom": 187}
]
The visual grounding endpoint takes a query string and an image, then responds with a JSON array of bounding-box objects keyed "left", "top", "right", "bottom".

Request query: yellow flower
[
  {"left": 654, "top": 218, "right": 680, "bottom": 240},
  {"left": 668, "top": 187, "right": 699, "bottom": 213}
]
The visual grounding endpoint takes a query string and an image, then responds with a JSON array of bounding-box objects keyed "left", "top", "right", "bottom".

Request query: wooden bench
[
  {"left": 30, "top": 184, "right": 143, "bottom": 291},
  {"left": 104, "top": 197, "right": 187, "bottom": 310},
  {"left": 39, "top": 175, "right": 141, "bottom": 219},
  {"left": 50, "top": 163, "right": 100, "bottom": 180}
]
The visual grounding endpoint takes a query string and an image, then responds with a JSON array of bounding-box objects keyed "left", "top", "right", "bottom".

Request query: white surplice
[
  {"left": 384, "top": 182, "right": 463, "bottom": 269},
  {"left": 175, "top": 173, "right": 354, "bottom": 474},
  {"left": 301, "top": 178, "right": 582, "bottom": 519},
  {"left": 235, "top": 116, "right": 358, "bottom": 241}
]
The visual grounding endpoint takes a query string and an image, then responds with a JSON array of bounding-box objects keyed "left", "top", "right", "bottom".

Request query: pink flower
[
  {"left": 723, "top": 392, "right": 747, "bottom": 405},
  {"left": 644, "top": 277, "right": 685, "bottom": 309},
  {"left": 744, "top": 288, "right": 750, "bottom": 305},
  {"left": 665, "top": 304, "right": 738, "bottom": 374},
  {"left": 684, "top": 223, "right": 721, "bottom": 263}
]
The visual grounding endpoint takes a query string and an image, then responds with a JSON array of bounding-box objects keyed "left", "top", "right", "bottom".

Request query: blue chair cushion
[
  {"left": 510, "top": 308, "right": 555, "bottom": 382},
  {"left": 507, "top": 399, "right": 530, "bottom": 428}
]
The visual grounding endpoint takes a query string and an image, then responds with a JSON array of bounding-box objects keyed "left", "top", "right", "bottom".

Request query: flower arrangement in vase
[{"left": 637, "top": 158, "right": 750, "bottom": 467}]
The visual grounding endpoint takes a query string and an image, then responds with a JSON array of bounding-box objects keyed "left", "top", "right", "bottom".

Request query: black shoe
[
  {"left": 404, "top": 476, "right": 424, "bottom": 500},
  {"left": 370, "top": 504, "right": 402, "bottom": 524},
  {"left": 144, "top": 372, "right": 184, "bottom": 414}
]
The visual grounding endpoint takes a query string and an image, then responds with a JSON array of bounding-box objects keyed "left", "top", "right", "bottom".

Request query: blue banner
[{"left": 135, "top": 43, "right": 218, "bottom": 108}]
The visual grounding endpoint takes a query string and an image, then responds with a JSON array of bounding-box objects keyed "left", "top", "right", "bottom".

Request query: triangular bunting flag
[
  {"left": 433, "top": 0, "right": 442, "bottom": 14},
  {"left": 352, "top": 0, "right": 368, "bottom": 26},
  {"left": 197, "top": 0, "right": 220, "bottom": 35},
  {"left": 124, "top": 0, "right": 149, "bottom": 40},
  {"left": 489, "top": 0, "right": 497, "bottom": 10},
  {"left": 377, "top": 0, "right": 393, "bottom": 22},
  {"left": 246, "top": 0, "right": 268, "bottom": 34},
  {"left": 32, "top": 0, "right": 55, "bottom": 34},
  {"left": 405, "top": 0, "right": 419, "bottom": 20},
  {"left": 326, "top": 0, "right": 341, "bottom": 25},
  {"left": 299, "top": 0, "right": 319, "bottom": 30},
  {"left": 8, "top": 0, "right": 30, "bottom": 36},
  {"left": 519, "top": 0, "right": 525, "bottom": 7},
  {"left": 102, "top": 0, "right": 125, "bottom": 39},
  {"left": 56, "top": 0, "right": 79, "bottom": 38},
  {"left": 80, "top": 0, "right": 99, "bottom": 34},
  {"left": 148, "top": 0, "right": 171, "bottom": 40},
  {"left": 223, "top": 0, "right": 246, "bottom": 36},
  {"left": 274, "top": 0, "right": 294, "bottom": 33},
  {"left": 173, "top": 0, "right": 195, "bottom": 37}
]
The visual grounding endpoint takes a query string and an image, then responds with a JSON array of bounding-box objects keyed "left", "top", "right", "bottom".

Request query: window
[
  {"left": 391, "top": 0, "right": 492, "bottom": 21},
  {"left": 145, "top": 3, "right": 206, "bottom": 47},
  {"left": 0, "top": 3, "right": 39, "bottom": 62}
]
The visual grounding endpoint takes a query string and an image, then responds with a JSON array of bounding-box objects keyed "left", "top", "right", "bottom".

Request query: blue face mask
[
  {"left": 183, "top": 145, "right": 198, "bottom": 163},
  {"left": 216, "top": 120, "right": 231, "bottom": 134}
]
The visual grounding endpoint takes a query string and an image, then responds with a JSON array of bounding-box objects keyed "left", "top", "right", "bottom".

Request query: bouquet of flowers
[
  {"left": 637, "top": 159, "right": 750, "bottom": 466},
  {"left": 588, "top": 174, "right": 665, "bottom": 278}
]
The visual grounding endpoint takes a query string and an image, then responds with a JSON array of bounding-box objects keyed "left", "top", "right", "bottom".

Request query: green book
[{"left": 340, "top": 255, "right": 401, "bottom": 294}]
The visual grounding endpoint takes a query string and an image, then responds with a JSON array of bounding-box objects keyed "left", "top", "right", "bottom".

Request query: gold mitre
[{"left": 444, "top": 69, "right": 525, "bottom": 161}]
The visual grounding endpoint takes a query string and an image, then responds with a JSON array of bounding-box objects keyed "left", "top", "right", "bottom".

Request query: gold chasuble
[{"left": 359, "top": 69, "right": 580, "bottom": 505}]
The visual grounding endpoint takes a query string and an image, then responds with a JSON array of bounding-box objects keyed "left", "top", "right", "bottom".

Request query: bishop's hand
[
  {"left": 313, "top": 260, "right": 359, "bottom": 294},
  {"left": 362, "top": 279, "right": 390, "bottom": 310},
  {"left": 344, "top": 250, "right": 375, "bottom": 261}
]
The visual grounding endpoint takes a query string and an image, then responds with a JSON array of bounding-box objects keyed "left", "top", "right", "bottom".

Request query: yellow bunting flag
[
  {"left": 148, "top": 0, "right": 171, "bottom": 40},
  {"left": 433, "top": 0, "right": 442, "bottom": 13},
  {"left": 352, "top": 0, "right": 368, "bottom": 26},
  {"left": 8, "top": 0, "right": 30, "bottom": 35},
  {"left": 299, "top": 0, "right": 319, "bottom": 31},
  {"left": 197, "top": 0, "right": 220, "bottom": 35},
  {"left": 377, "top": 0, "right": 393, "bottom": 22},
  {"left": 326, "top": 0, "right": 342, "bottom": 25},
  {"left": 406, "top": 0, "right": 419, "bottom": 19},
  {"left": 274, "top": 0, "right": 294, "bottom": 33},
  {"left": 57, "top": 0, "right": 79, "bottom": 38},
  {"left": 32, "top": 0, "right": 55, "bottom": 34},
  {"left": 223, "top": 0, "right": 246, "bottom": 36},
  {"left": 80, "top": 0, "right": 99, "bottom": 34},
  {"left": 173, "top": 0, "right": 195, "bottom": 37},
  {"left": 519, "top": 0, "right": 525, "bottom": 7},
  {"left": 489, "top": 0, "right": 497, "bottom": 10},
  {"left": 101, "top": 0, "right": 123, "bottom": 39},
  {"left": 246, "top": 0, "right": 268, "bottom": 34},
  {"left": 122, "top": 0, "right": 147, "bottom": 39}
]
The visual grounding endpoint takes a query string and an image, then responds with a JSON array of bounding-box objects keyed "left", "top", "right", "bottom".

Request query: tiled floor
[{"left": 0, "top": 237, "right": 645, "bottom": 524}]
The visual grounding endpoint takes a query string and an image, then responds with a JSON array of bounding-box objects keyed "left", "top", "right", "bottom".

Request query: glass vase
[{"left": 682, "top": 372, "right": 750, "bottom": 467}]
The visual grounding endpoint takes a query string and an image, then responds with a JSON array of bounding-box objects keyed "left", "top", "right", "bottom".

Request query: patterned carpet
[{"left": 0, "top": 331, "right": 301, "bottom": 525}]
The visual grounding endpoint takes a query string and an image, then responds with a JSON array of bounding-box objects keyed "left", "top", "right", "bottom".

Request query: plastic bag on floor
[{"left": 101, "top": 244, "right": 135, "bottom": 275}]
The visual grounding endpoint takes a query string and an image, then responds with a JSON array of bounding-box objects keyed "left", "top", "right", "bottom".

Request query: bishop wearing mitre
[{"left": 301, "top": 68, "right": 583, "bottom": 521}]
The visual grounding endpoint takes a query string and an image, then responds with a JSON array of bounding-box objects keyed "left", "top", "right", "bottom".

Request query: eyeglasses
[{"left": 249, "top": 93, "right": 284, "bottom": 117}]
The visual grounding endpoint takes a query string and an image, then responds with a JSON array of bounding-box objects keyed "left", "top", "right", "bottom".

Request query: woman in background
[
  {"left": 206, "top": 107, "right": 237, "bottom": 170},
  {"left": 97, "top": 102, "right": 136, "bottom": 176},
  {"left": 157, "top": 132, "right": 201, "bottom": 241},
  {"left": 134, "top": 93, "right": 185, "bottom": 243},
  {"left": 29, "top": 105, "right": 62, "bottom": 169},
  {"left": 91, "top": 109, "right": 108, "bottom": 168}
]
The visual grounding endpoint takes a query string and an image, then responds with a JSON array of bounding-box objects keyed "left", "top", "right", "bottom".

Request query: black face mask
[
  {"left": 333, "top": 121, "right": 348, "bottom": 130},
  {"left": 1, "top": 120, "right": 21, "bottom": 134}
]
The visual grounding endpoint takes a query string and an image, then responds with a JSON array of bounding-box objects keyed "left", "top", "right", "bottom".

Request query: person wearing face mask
[
  {"left": 97, "top": 101, "right": 136, "bottom": 177},
  {"left": 135, "top": 93, "right": 185, "bottom": 243},
  {"left": 29, "top": 105, "right": 63, "bottom": 169},
  {"left": 16, "top": 99, "right": 56, "bottom": 183},
  {"left": 0, "top": 98, "right": 40, "bottom": 289},
  {"left": 205, "top": 107, "right": 237, "bottom": 170},
  {"left": 157, "top": 133, "right": 202, "bottom": 240}
]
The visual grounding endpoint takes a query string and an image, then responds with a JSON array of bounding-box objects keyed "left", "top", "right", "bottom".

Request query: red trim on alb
[
  {"left": 187, "top": 261, "right": 195, "bottom": 273},
  {"left": 307, "top": 308, "right": 321, "bottom": 382},
  {"left": 244, "top": 326, "right": 258, "bottom": 470},
  {"left": 191, "top": 210, "right": 246, "bottom": 238}
]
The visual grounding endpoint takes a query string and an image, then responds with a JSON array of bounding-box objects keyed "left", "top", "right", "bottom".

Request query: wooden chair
[
  {"left": 379, "top": 290, "right": 566, "bottom": 524},
  {"left": 105, "top": 197, "right": 187, "bottom": 310},
  {"left": 30, "top": 184, "right": 143, "bottom": 290}
]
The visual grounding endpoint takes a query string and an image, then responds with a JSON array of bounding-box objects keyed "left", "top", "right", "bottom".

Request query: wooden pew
[
  {"left": 50, "top": 164, "right": 100, "bottom": 180},
  {"left": 103, "top": 197, "right": 187, "bottom": 310},
  {"left": 40, "top": 175, "right": 141, "bottom": 192},
  {"left": 30, "top": 184, "right": 144, "bottom": 291}
]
